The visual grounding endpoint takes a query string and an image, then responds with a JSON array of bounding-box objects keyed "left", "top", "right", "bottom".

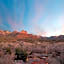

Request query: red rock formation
[
  {"left": 12, "top": 30, "right": 18, "bottom": 34},
  {"left": 0, "top": 30, "right": 11, "bottom": 35},
  {"left": 0, "top": 30, "right": 40, "bottom": 39},
  {"left": 4, "top": 31, "right": 11, "bottom": 34},
  {"left": 20, "top": 30, "right": 27, "bottom": 34}
]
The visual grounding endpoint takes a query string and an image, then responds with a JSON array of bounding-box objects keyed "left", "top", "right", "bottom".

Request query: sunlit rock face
[
  {"left": 4, "top": 31, "right": 11, "bottom": 34},
  {"left": 0, "top": 30, "right": 40, "bottom": 39},
  {"left": 20, "top": 30, "right": 28, "bottom": 34},
  {"left": 0, "top": 30, "right": 5, "bottom": 35},
  {"left": 15, "top": 30, "right": 39, "bottom": 39},
  {"left": 0, "top": 30, "right": 11, "bottom": 36}
]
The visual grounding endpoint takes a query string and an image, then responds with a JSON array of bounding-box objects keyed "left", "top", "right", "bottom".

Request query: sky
[{"left": 0, "top": 0, "right": 64, "bottom": 37}]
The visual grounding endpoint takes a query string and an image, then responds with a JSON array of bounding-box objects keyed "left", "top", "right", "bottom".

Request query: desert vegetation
[
  {"left": 0, "top": 30, "right": 64, "bottom": 64},
  {"left": 0, "top": 40, "right": 64, "bottom": 64}
]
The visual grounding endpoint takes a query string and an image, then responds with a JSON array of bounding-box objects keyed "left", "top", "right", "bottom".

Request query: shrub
[
  {"left": 5, "top": 47, "right": 11, "bottom": 54},
  {"left": 15, "top": 48, "right": 28, "bottom": 62}
]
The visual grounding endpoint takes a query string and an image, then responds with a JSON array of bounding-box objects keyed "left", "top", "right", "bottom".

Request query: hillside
[
  {"left": 0, "top": 30, "right": 64, "bottom": 43},
  {"left": 0, "top": 30, "right": 64, "bottom": 64}
]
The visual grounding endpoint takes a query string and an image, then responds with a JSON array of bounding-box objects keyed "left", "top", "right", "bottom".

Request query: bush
[
  {"left": 5, "top": 47, "right": 11, "bottom": 54},
  {"left": 15, "top": 48, "right": 28, "bottom": 62}
]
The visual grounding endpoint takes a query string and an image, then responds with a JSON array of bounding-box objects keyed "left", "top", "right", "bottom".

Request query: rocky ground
[{"left": 0, "top": 41, "right": 64, "bottom": 64}]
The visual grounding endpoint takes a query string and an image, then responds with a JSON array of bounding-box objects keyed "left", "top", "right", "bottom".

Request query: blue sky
[{"left": 0, "top": 0, "right": 64, "bottom": 36}]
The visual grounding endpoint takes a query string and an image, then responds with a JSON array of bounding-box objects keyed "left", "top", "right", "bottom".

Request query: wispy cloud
[
  {"left": 0, "top": 0, "right": 64, "bottom": 36},
  {"left": 0, "top": 0, "right": 25, "bottom": 31},
  {"left": 28, "top": 0, "right": 47, "bottom": 36}
]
